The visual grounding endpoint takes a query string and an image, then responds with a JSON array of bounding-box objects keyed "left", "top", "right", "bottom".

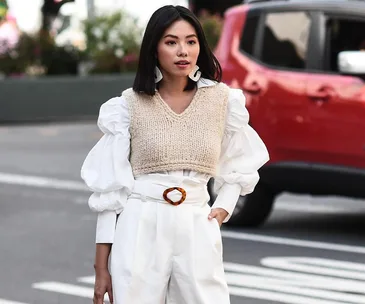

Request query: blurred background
[
  {"left": 0, "top": 0, "right": 229, "bottom": 77},
  {"left": 1, "top": 0, "right": 365, "bottom": 304}
]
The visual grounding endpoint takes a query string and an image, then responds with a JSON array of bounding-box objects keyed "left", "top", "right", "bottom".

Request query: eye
[
  {"left": 166, "top": 41, "right": 176, "bottom": 45},
  {"left": 188, "top": 40, "right": 197, "bottom": 45}
]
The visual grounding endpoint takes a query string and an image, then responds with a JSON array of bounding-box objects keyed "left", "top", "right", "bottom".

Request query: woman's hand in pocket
[{"left": 208, "top": 208, "right": 228, "bottom": 227}]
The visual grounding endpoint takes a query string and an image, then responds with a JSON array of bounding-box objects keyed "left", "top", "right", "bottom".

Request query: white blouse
[{"left": 81, "top": 79, "right": 269, "bottom": 243}]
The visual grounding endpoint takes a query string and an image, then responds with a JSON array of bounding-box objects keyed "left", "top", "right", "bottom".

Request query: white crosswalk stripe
[
  {"left": 2, "top": 257, "right": 365, "bottom": 304},
  {"left": 0, "top": 300, "right": 29, "bottom": 304},
  {"left": 32, "top": 281, "right": 110, "bottom": 302},
  {"left": 77, "top": 276, "right": 95, "bottom": 284},
  {"left": 31, "top": 257, "right": 365, "bottom": 304}
]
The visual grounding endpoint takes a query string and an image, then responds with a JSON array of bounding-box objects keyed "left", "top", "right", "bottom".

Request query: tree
[
  {"left": 83, "top": 11, "right": 142, "bottom": 73},
  {"left": 189, "top": 0, "right": 242, "bottom": 16},
  {"left": 41, "top": 0, "right": 74, "bottom": 32}
]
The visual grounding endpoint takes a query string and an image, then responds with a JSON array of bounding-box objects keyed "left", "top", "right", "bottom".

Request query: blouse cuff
[
  {"left": 211, "top": 183, "right": 241, "bottom": 223},
  {"left": 95, "top": 211, "right": 117, "bottom": 243}
]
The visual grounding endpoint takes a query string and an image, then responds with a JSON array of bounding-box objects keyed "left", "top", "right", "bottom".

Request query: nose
[{"left": 177, "top": 43, "right": 188, "bottom": 57}]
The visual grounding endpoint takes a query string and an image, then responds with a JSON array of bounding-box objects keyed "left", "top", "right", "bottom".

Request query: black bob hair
[{"left": 133, "top": 5, "right": 222, "bottom": 96}]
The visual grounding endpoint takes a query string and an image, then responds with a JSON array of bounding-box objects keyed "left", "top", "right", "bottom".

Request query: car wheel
[{"left": 207, "top": 179, "right": 275, "bottom": 227}]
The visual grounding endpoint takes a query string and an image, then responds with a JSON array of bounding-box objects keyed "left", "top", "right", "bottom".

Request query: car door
[
  {"left": 238, "top": 10, "right": 315, "bottom": 164},
  {"left": 304, "top": 12, "right": 365, "bottom": 169}
]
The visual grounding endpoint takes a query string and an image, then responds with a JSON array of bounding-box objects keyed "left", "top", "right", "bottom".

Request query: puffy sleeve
[
  {"left": 80, "top": 96, "right": 134, "bottom": 243},
  {"left": 211, "top": 89, "right": 269, "bottom": 222}
]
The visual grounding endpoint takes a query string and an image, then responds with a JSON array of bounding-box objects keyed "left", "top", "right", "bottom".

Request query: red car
[{"left": 209, "top": 0, "right": 365, "bottom": 227}]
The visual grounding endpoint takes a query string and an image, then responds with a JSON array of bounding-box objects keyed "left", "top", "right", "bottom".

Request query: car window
[
  {"left": 261, "top": 11, "right": 311, "bottom": 70},
  {"left": 324, "top": 16, "right": 365, "bottom": 76},
  {"left": 240, "top": 15, "right": 260, "bottom": 56}
]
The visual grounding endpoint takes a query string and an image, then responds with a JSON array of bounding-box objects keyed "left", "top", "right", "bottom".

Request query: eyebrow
[{"left": 163, "top": 34, "right": 197, "bottom": 39}]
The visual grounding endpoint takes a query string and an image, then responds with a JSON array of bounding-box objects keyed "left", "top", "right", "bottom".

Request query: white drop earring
[
  {"left": 155, "top": 66, "right": 163, "bottom": 83},
  {"left": 188, "top": 65, "right": 201, "bottom": 82}
]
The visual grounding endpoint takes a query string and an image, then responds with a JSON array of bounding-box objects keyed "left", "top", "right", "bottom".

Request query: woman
[{"left": 81, "top": 5, "right": 269, "bottom": 304}]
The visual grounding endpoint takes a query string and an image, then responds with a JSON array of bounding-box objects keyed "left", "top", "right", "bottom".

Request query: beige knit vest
[{"left": 123, "top": 82, "right": 230, "bottom": 176}]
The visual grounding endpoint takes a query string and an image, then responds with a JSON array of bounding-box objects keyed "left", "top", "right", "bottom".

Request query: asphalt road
[{"left": 1, "top": 122, "right": 365, "bottom": 304}]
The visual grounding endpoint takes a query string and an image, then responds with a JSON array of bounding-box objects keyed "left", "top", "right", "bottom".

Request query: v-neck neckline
[{"left": 155, "top": 88, "right": 201, "bottom": 118}]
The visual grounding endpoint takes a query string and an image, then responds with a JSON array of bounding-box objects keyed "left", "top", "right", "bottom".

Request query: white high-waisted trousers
[{"left": 110, "top": 174, "right": 230, "bottom": 304}]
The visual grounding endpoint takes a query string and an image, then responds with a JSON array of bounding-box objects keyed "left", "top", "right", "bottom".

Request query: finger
[
  {"left": 93, "top": 295, "right": 98, "bottom": 304},
  {"left": 93, "top": 294, "right": 98, "bottom": 304},
  {"left": 94, "top": 291, "right": 104, "bottom": 304},
  {"left": 208, "top": 209, "right": 218, "bottom": 220},
  {"left": 107, "top": 286, "right": 114, "bottom": 304},
  {"left": 217, "top": 218, "right": 223, "bottom": 227}
]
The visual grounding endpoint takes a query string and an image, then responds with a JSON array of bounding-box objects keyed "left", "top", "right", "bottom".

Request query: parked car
[{"left": 209, "top": 0, "right": 365, "bottom": 227}]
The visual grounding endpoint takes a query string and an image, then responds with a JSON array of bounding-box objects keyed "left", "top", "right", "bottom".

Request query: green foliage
[
  {"left": 0, "top": 33, "right": 38, "bottom": 75},
  {"left": 0, "top": 31, "right": 81, "bottom": 76},
  {"left": 38, "top": 31, "right": 81, "bottom": 75},
  {"left": 83, "top": 11, "right": 142, "bottom": 74},
  {"left": 0, "top": 0, "right": 8, "bottom": 21},
  {"left": 0, "top": 8, "right": 223, "bottom": 76},
  {"left": 199, "top": 11, "right": 223, "bottom": 51},
  {"left": 0, "top": 9, "right": 141, "bottom": 76}
]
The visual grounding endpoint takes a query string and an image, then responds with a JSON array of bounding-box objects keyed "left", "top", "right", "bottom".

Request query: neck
[{"left": 158, "top": 75, "right": 190, "bottom": 95}]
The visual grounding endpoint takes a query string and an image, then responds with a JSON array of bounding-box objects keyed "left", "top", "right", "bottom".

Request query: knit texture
[{"left": 124, "top": 82, "right": 230, "bottom": 176}]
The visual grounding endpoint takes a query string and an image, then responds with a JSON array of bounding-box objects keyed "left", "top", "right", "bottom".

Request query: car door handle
[
  {"left": 307, "top": 87, "right": 336, "bottom": 101},
  {"left": 243, "top": 81, "right": 262, "bottom": 94}
]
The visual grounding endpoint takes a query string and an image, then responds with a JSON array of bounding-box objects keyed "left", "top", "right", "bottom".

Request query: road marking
[
  {"left": 1, "top": 172, "right": 365, "bottom": 254},
  {"left": 228, "top": 286, "right": 350, "bottom": 304},
  {"left": 261, "top": 257, "right": 365, "bottom": 280},
  {"left": 225, "top": 257, "right": 365, "bottom": 304},
  {"left": 32, "top": 282, "right": 109, "bottom": 301},
  {"left": 0, "top": 300, "right": 28, "bottom": 304},
  {"left": 224, "top": 261, "right": 365, "bottom": 289},
  {"left": 0, "top": 173, "right": 87, "bottom": 191},
  {"left": 78, "top": 276, "right": 95, "bottom": 284},
  {"left": 31, "top": 257, "right": 365, "bottom": 304},
  {"left": 1, "top": 171, "right": 364, "bottom": 215},
  {"left": 221, "top": 230, "right": 365, "bottom": 254},
  {"left": 275, "top": 201, "right": 365, "bottom": 214}
]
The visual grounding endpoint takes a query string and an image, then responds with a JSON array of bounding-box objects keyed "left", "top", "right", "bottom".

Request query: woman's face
[{"left": 157, "top": 19, "right": 200, "bottom": 79}]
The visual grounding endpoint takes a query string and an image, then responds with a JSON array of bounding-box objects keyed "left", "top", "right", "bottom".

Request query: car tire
[{"left": 208, "top": 179, "right": 275, "bottom": 227}]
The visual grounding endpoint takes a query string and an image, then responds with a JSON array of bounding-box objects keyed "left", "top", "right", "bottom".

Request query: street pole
[{"left": 87, "top": 0, "right": 95, "bottom": 19}]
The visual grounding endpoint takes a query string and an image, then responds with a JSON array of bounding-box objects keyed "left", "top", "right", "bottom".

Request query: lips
[{"left": 175, "top": 61, "right": 190, "bottom": 65}]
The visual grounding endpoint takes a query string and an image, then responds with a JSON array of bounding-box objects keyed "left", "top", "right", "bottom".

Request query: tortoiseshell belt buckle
[{"left": 163, "top": 187, "right": 186, "bottom": 206}]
